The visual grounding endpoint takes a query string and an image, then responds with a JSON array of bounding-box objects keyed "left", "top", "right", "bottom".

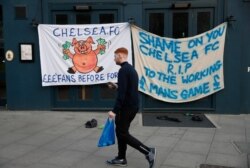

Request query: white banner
[
  {"left": 132, "top": 23, "right": 227, "bottom": 103},
  {"left": 38, "top": 23, "right": 132, "bottom": 86}
]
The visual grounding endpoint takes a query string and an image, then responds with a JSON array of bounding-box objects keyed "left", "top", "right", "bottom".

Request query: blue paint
[
  {"left": 144, "top": 66, "right": 156, "bottom": 78},
  {"left": 180, "top": 82, "right": 210, "bottom": 99},
  {"left": 107, "top": 72, "right": 118, "bottom": 80},
  {"left": 140, "top": 45, "right": 148, "bottom": 55},
  {"left": 191, "top": 50, "right": 199, "bottom": 60},
  {"left": 174, "top": 52, "right": 190, "bottom": 63},
  {"left": 166, "top": 63, "right": 192, "bottom": 75},
  {"left": 175, "top": 41, "right": 181, "bottom": 53},
  {"left": 42, "top": 74, "right": 76, "bottom": 83},
  {"left": 78, "top": 74, "right": 105, "bottom": 82},
  {"left": 213, "top": 74, "right": 221, "bottom": 90},
  {"left": 149, "top": 82, "right": 178, "bottom": 99},
  {"left": 139, "top": 45, "right": 163, "bottom": 61},
  {"left": 164, "top": 52, "right": 172, "bottom": 63},
  {"left": 53, "top": 26, "right": 119, "bottom": 37},
  {"left": 206, "top": 25, "right": 226, "bottom": 42},
  {"left": 182, "top": 60, "right": 222, "bottom": 84},
  {"left": 43, "top": 74, "right": 106, "bottom": 84},
  {"left": 139, "top": 76, "right": 146, "bottom": 91},
  {"left": 204, "top": 41, "right": 219, "bottom": 55},
  {"left": 167, "top": 64, "right": 174, "bottom": 74},
  {"left": 139, "top": 31, "right": 181, "bottom": 53},
  {"left": 178, "top": 63, "right": 192, "bottom": 74},
  {"left": 185, "top": 63, "right": 192, "bottom": 73},
  {"left": 164, "top": 50, "right": 199, "bottom": 63},
  {"left": 157, "top": 71, "right": 177, "bottom": 85},
  {"left": 148, "top": 48, "right": 163, "bottom": 61},
  {"left": 188, "top": 36, "right": 203, "bottom": 49}
]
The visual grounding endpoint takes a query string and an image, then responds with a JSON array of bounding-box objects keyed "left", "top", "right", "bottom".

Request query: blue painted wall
[
  {"left": 215, "top": 0, "right": 250, "bottom": 114},
  {"left": 1, "top": 0, "right": 51, "bottom": 110},
  {"left": 1, "top": 0, "right": 249, "bottom": 113}
]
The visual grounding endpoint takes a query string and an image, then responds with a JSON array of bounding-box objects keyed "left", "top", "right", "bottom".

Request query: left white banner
[{"left": 38, "top": 23, "right": 132, "bottom": 86}]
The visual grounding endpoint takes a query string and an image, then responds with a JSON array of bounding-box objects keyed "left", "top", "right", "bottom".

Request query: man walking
[{"left": 107, "top": 47, "right": 156, "bottom": 168}]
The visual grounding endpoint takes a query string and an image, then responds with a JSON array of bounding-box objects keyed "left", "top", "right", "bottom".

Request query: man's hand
[
  {"left": 107, "top": 82, "right": 118, "bottom": 90},
  {"left": 108, "top": 111, "right": 116, "bottom": 119}
]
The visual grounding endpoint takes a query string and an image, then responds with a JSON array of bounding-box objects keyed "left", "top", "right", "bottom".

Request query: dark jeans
[{"left": 115, "top": 109, "right": 149, "bottom": 159}]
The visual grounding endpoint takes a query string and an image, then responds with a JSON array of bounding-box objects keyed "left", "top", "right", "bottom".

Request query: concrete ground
[{"left": 0, "top": 110, "right": 249, "bottom": 168}]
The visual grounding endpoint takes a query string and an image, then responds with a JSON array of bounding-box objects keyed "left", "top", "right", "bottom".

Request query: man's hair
[{"left": 114, "top": 47, "right": 128, "bottom": 55}]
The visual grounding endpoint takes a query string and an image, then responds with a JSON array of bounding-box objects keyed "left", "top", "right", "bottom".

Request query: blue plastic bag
[{"left": 97, "top": 118, "right": 115, "bottom": 147}]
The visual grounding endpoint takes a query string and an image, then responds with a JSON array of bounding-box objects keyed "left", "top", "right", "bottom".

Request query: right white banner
[{"left": 131, "top": 22, "right": 227, "bottom": 103}]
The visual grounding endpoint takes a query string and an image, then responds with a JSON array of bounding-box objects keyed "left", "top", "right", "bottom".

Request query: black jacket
[{"left": 112, "top": 62, "right": 139, "bottom": 113}]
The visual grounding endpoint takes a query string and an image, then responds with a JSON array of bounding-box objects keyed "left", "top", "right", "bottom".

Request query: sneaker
[
  {"left": 106, "top": 157, "right": 127, "bottom": 167},
  {"left": 145, "top": 147, "right": 156, "bottom": 168}
]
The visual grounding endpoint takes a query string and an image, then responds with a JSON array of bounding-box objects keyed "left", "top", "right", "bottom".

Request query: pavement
[{"left": 0, "top": 110, "right": 249, "bottom": 168}]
